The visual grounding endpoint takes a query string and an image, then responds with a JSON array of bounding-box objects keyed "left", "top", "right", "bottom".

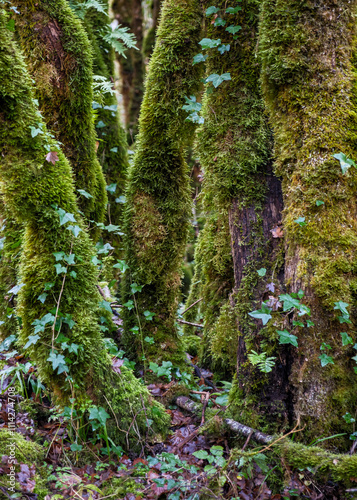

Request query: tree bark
[
  {"left": 0, "top": 11, "right": 168, "bottom": 449},
  {"left": 112, "top": 0, "right": 144, "bottom": 141},
  {"left": 12, "top": 0, "right": 107, "bottom": 229},
  {"left": 122, "top": 0, "right": 203, "bottom": 367},
  {"left": 260, "top": 0, "right": 357, "bottom": 440}
]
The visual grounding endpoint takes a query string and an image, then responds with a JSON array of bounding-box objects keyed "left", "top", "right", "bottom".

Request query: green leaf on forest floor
[
  {"left": 226, "top": 6, "right": 241, "bottom": 14},
  {"left": 333, "top": 152, "right": 356, "bottom": 174},
  {"left": 106, "top": 183, "right": 117, "bottom": 194},
  {"left": 99, "top": 300, "right": 112, "bottom": 313},
  {"left": 316, "top": 200, "right": 324, "bottom": 206},
  {"left": 58, "top": 209, "right": 76, "bottom": 226},
  {"left": 334, "top": 301, "right": 349, "bottom": 316},
  {"left": 54, "top": 263, "right": 67, "bottom": 275},
  {"left": 214, "top": 17, "right": 226, "bottom": 27},
  {"left": 144, "top": 336, "right": 155, "bottom": 344},
  {"left": 257, "top": 268, "right": 266, "bottom": 277},
  {"left": 113, "top": 260, "right": 129, "bottom": 273},
  {"left": 38, "top": 293, "right": 47, "bottom": 304},
  {"left": 294, "top": 217, "right": 306, "bottom": 226},
  {"left": 23, "top": 335, "right": 40, "bottom": 350},
  {"left": 218, "top": 44, "right": 230, "bottom": 54},
  {"left": 130, "top": 283, "right": 143, "bottom": 294},
  {"left": 47, "top": 351, "right": 68, "bottom": 374},
  {"left": 277, "top": 329, "right": 298, "bottom": 347}
]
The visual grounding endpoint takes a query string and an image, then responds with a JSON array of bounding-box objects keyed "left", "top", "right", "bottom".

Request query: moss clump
[
  {"left": 102, "top": 477, "right": 143, "bottom": 498},
  {"left": 260, "top": 0, "right": 357, "bottom": 435},
  {"left": 11, "top": 0, "right": 107, "bottom": 228},
  {"left": 121, "top": 0, "right": 204, "bottom": 367},
  {"left": 0, "top": 429, "right": 44, "bottom": 464},
  {"left": 0, "top": 14, "right": 168, "bottom": 448}
]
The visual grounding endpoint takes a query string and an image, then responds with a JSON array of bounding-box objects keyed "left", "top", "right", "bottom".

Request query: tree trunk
[
  {"left": 112, "top": 0, "right": 144, "bottom": 141},
  {"left": 142, "top": 0, "right": 163, "bottom": 59},
  {"left": 121, "top": 0, "right": 203, "bottom": 368},
  {"left": 0, "top": 13, "right": 168, "bottom": 450},
  {"left": 258, "top": 0, "right": 357, "bottom": 441},
  {"left": 12, "top": 0, "right": 107, "bottom": 228}
]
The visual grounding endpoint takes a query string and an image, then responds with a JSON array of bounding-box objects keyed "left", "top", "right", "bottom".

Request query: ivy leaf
[
  {"left": 23, "top": 335, "right": 40, "bottom": 350},
  {"left": 279, "top": 293, "right": 300, "bottom": 312},
  {"left": 248, "top": 304, "right": 272, "bottom": 325},
  {"left": 63, "top": 254, "right": 75, "bottom": 265},
  {"left": 89, "top": 406, "right": 110, "bottom": 428},
  {"left": 130, "top": 283, "right": 143, "bottom": 294},
  {"left": 97, "top": 242, "right": 114, "bottom": 254},
  {"left": 257, "top": 268, "right": 266, "bottom": 277},
  {"left": 306, "top": 319, "right": 315, "bottom": 327},
  {"left": 294, "top": 217, "right": 306, "bottom": 227},
  {"left": 29, "top": 126, "right": 43, "bottom": 137},
  {"left": 53, "top": 252, "right": 65, "bottom": 261},
  {"left": 225, "top": 25, "right": 241, "bottom": 34},
  {"left": 113, "top": 260, "right": 129, "bottom": 273},
  {"left": 226, "top": 6, "right": 241, "bottom": 13},
  {"left": 115, "top": 195, "right": 126, "bottom": 204},
  {"left": 333, "top": 152, "right": 356, "bottom": 174},
  {"left": 99, "top": 300, "right": 112, "bottom": 313},
  {"left": 214, "top": 17, "right": 226, "bottom": 26},
  {"left": 277, "top": 329, "right": 298, "bottom": 347},
  {"left": 199, "top": 38, "right": 221, "bottom": 49},
  {"left": 182, "top": 95, "right": 202, "bottom": 113},
  {"left": 77, "top": 188, "right": 93, "bottom": 199},
  {"left": 54, "top": 263, "right": 67, "bottom": 275},
  {"left": 105, "top": 224, "right": 121, "bottom": 233},
  {"left": 47, "top": 351, "right": 68, "bottom": 373},
  {"left": 58, "top": 208, "right": 76, "bottom": 226},
  {"left": 8, "top": 283, "right": 24, "bottom": 295},
  {"left": 144, "top": 336, "right": 155, "bottom": 344},
  {"left": 205, "top": 73, "right": 231, "bottom": 88},
  {"left": 91, "top": 256, "right": 102, "bottom": 265},
  {"left": 124, "top": 300, "right": 134, "bottom": 310},
  {"left": 217, "top": 44, "right": 230, "bottom": 54},
  {"left": 106, "top": 183, "right": 117, "bottom": 194},
  {"left": 110, "top": 147, "right": 118, "bottom": 153},
  {"left": 341, "top": 332, "right": 353, "bottom": 346},
  {"left": 144, "top": 310, "right": 155, "bottom": 321},
  {"left": 293, "top": 320, "right": 304, "bottom": 327},
  {"left": 193, "top": 53, "right": 208, "bottom": 65},
  {"left": 45, "top": 151, "right": 59, "bottom": 165},
  {"left": 193, "top": 449, "right": 209, "bottom": 460},
  {"left": 66, "top": 225, "right": 82, "bottom": 238},
  {"left": 343, "top": 413, "right": 356, "bottom": 424},
  {"left": 70, "top": 271, "right": 77, "bottom": 278},
  {"left": 70, "top": 443, "right": 83, "bottom": 452},
  {"left": 319, "top": 353, "right": 334, "bottom": 367},
  {"left": 215, "top": 394, "right": 228, "bottom": 406},
  {"left": 205, "top": 6, "right": 219, "bottom": 16},
  {"left": 44, "top": 282, "right": 55, "bottom": 291},
  {"left": 334, "top": 301, "right": 349, "bottom": 316},
  {"left": 38, "top": 293, "right": 47, "bottom": 304},
  {"left": 316, "top": 200, "right": 324, "bottom": 206}
]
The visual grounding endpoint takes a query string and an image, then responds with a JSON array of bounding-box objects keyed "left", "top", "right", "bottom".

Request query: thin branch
[
  {"left": 181, "top": 298, "right": 203, "bottom": 316},
  {"left": 177, "top": 319, "right": 203, "bottom": 328}
]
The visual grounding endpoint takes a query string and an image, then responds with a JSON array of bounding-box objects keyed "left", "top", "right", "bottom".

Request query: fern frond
[{"left": 99, "top": 24, "right": 137, "bottom": 57}]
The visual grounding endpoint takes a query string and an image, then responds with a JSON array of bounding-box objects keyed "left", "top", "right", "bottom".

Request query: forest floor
[{"left": 0, "top": 347, "right": 351, "bottom": 500}]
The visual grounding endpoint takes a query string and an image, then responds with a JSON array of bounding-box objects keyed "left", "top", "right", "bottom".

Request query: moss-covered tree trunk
[
  {"left": 0, "top": 14, "right": 168, "bottom": 449},
  {"left": 112, "top": 0, "right": 144, "bottom": 141},
  {"left": 121, "top": 0, "right": 203, "bottom": 367},
  {"left": 258, "top": 0, "right": 357, "bottom": 440},
  {"left": 12, "top": 0, "right": 107, "bottom": 226}
]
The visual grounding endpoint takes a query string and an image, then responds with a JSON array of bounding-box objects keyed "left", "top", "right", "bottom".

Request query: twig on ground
[
  {"left": 177, "top": 319, "right": 203, "bottom": 328},
  {"left": 241, "top": 430, "right": 254, "bottom": 451}
]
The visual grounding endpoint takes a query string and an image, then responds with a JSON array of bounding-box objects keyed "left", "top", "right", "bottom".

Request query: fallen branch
[
  {"left": 177, "top": 319, "right": 203, "bottom": 328},
  {"left": 181, "top": 298, "right": 203, "bottom": 316}
]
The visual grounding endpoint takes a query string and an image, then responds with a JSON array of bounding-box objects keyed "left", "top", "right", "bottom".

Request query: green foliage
[
  {"left": 99, "top": 24, "right": 137, "bottom": 57},
  {"left": 247, "top": 350, "right": 276, "bottom": 373}
]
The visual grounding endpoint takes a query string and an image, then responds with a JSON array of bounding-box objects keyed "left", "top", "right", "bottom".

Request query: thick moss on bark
[
  {"left": 260, "top": 0, "right": 357, "bottom": 438},
  {"left": 0, "top": 17, "right": 168, "bottom": 448},
  {"left": 11, "top": 0, "right": 107, "bottom": 227},
  {"left": 121, "top": 0, "right": 203, "bottom": 366}
]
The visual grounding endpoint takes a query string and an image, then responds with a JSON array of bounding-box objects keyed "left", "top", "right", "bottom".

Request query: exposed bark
[{"left": 112, "top": 0, "right": 144, "bottom": 141}]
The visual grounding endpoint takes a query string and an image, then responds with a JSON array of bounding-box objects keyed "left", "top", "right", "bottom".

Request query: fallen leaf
[
  {"left": 45, "top": 151, "right": 59, "bottom": 165},
  {"left": 271, "top": 225, "right": 283, "bottom": 238},
  {"left": 112, "top": 358, "right": 124, "bottom": 374}
]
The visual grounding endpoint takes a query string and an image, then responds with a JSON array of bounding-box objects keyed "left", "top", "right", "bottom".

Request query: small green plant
[{"left": 247, "top": 351, "right": 276, "bottom": 373}]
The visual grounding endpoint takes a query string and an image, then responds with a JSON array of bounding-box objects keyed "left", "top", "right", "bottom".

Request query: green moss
[
  {"left": 260, "top": 0, "right": 357, "bottom": 435},
  {"left": 102, "top": 477, "right": 143, "bottom": 498},
  {"left": 0, "top": 14, "right": 168, "bottom": 448},
  {"left": 121, "top": 0, "right": 204, "bottom": 366},
  {"left": 11, "top": 0, "right": 107, "bottom": 229},
  {"left": 0, "top": 429, "right": 44, "bottom": 464}
]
